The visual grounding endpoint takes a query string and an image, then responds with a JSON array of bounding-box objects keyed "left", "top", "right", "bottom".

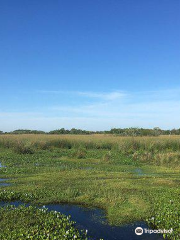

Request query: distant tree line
[
  {"left": 0, "top": 129, "right": 46, "bottom": 135},
  {"left": 1, "top": 127, "right": 180, "bottom": 136}
]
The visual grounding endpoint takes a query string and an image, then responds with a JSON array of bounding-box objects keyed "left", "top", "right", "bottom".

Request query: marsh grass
[
  {"left": 0, "top": 134, "right": 180, "bottom": 239},
  {"left": 1, "top": 134, "right": 180, "bottom": 155}
]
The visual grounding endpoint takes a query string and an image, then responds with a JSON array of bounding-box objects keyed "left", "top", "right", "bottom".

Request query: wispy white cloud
[
  {"left": 1, "top": 88, "right": 180, "bottom": 131},
  {"left": 76, "top": 91, "right": 127, "bottom": 100},
  {"left": 38, "top": 90, "right": 127, "bottom": 101},
  {"left": 52, "top": 100, "right": 180, "bottom": 118}
]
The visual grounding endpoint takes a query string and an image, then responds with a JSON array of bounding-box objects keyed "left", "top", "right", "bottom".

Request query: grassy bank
[{"left": 0, "top": 134, "right": 180, "bottom": 239}]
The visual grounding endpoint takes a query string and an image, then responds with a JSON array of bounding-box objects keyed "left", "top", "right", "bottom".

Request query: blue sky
[{"left": 0, "top": 0, "right": 180, "bottom": 131}]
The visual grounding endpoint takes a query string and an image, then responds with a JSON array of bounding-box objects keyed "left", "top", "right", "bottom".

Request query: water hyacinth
[
  {"left": 147, "top": 190, "right": 180, "bottom": 240},
  {"left": 0, "top": 205, "right": 89, "bottom": 240},
  {"left": 1, "top": 134, "right": 180, "bottom": 239},
  {"left": 0, "top": 190, "right": 37, "bottom": 201}
]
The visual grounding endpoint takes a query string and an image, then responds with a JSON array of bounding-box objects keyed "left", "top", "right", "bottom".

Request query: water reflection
[
  {"left": 0, "top": 178, "right": 11, "bottom": 187},
  {"left": 0, "top": 201, "right": 163, "bottom": 240}
]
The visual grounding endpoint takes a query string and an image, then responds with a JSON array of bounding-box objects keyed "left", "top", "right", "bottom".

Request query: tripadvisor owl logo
[{"left": 135, "top": 227, "right": 143, "bottom": 235}]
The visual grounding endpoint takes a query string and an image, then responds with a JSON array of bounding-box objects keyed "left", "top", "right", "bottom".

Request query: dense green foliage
[
  {"left": 147, "top": 189, "right": 180, "bottom": 240},
  {"left": 8, "top": 129, "right": 46, "bottom": 134},
  {"left": 0, "top": 204, "right": 88, "bottom": 239},
  {"left": 1, "top": 127, "right": 180, "bottom": 136}
]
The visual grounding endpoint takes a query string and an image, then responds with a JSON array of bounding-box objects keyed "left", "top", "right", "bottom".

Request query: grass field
[{"left": 0, "top": 134, "right": 180, "bottom": 239}]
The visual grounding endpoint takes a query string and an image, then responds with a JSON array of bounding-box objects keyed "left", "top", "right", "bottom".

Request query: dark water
[
  {"left": 0, "top": 162, "right": 10, "bottom": 186},
  {"left": 0, "top": 162, "right": 7, "bottom": 168},
  {"left": 134, "top": 168, "right": 144, "bottom": 176},
  {"left": 0, "top": 178, "right": 11, "bottom": 186},
  {"left": 0, "top": 201, "right": 163, "bottom": 240},
  {"left": 0, "top": 160, "right": 163, "bottom": 240},
  {"left": 0, "top": 161, "right": 163, "bottom": 240},
  {"left": 133, "top": 168, "right": 161, "bottom": 177}
]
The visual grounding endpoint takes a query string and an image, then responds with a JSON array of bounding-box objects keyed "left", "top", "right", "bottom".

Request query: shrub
[
  {"left": 103, "top": 151, "right": 112, "bottom": 162},
  {"left": 72, "top": 147, "right": 87, "bottom": 159},
  {"left": 13, "top": 141, "right": 34, "bottom": 154}
]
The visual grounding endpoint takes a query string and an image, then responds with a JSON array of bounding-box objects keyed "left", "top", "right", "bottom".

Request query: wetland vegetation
[{"left": 0, "top": 134, "right": 180, "bottom": 239}]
